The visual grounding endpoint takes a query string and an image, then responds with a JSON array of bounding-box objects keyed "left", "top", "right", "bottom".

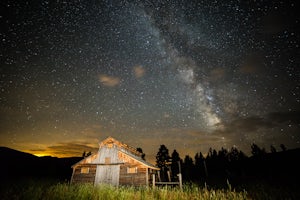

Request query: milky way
[{"left": 1, "top": 0, "right": 299, "bottom": 161}]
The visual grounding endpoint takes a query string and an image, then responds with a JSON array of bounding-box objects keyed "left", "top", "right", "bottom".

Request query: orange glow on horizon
[
  {"left": 30, "top": 151, "right": 81, "bottom": 158},
  {"left": 33, "top": 153, "right": 52, "bottom": 157}
]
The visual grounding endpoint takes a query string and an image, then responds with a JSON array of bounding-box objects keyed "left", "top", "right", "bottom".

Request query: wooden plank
[
  {"left": 71, "top": 164, "right": 97, "bottom": 184},
  {"left": 95, "top": 165, "right": 120, "bottom": 186},
  {"left": 94, "top": 146, "right": 120, "bottom": 164},
  {"left": 155, "top": 182, "right": 180, "bottom": 184},
  {"left": 152, "top": 173, "right": 183, "bottom": 190},
  {"left": 146, "top": 168, "right": 148, "bottom": 187},
  {"left": 119, "top": 163, "right": 147, "bottom": 186}
]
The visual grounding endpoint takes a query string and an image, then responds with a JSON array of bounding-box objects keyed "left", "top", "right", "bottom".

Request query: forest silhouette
[{"left": 155, "top": 143, "right": 300, "bottom": 188}]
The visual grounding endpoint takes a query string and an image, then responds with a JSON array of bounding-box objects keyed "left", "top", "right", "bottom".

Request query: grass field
[{"left": 0, "top": 179, "right": 299, "bottom": 200}]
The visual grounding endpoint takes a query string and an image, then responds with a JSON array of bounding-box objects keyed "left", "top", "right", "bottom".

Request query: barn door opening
[{"left": 95, "top": 165, "right": 120, "bottom": 186}]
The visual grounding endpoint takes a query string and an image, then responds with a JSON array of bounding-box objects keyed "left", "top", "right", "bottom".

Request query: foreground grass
[
  {"left": 2, "top": 179, "right": 300, "bottom": 199},
  {"left": 0, "top": 180, "right": 248, "bottom": 200}
]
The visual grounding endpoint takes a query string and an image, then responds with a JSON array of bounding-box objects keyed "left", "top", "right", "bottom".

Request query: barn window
[
  {"left": 127, "top": 167, "right": 137, "bottom": 174},
  {"left": 105, "top": 157, "right": 111, "bottom": 164},
  {"left": 81, "top": 167, "right": 89, "bottom": 174}
]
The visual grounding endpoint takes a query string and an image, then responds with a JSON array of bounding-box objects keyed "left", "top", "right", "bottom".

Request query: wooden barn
[{"left": 70, "top": 137, "right": 159, "bottom": 186}]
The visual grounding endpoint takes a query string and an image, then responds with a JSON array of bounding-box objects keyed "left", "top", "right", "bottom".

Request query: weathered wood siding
[
  {"left": 95, "top": 165, "right": 120, "bottom": 186},
  {"left": 71, "top": 164, "right": 96, "bottom": 184},
  {"left": 71, "top": 137, "right": 159, "bottom": 186},
  {"left": 119, "top": 162, "right": 147, "bottom": 186},
  {"left": 93, "top": 144, "right": 121, "bottom": 186},
  {"left": 92, "top": 145, "right": 120, "bottom": 164}
]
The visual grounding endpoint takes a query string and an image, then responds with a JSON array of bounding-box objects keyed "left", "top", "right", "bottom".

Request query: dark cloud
[
  {"left": 209, "top": 68, "right": 226, "bottom": 81},
  {"left": 222, "top": 116, "right": 273, "bottom": 133},
  {"left": 44, "top": 142, "right": 98, "bottom": 157},
  {"left": 267, "top": 111, "right": 300, "bottom": 124},
  {"left": 219, "top": 111, "right": 300, "bottom": 136},
  {"left": 28, "top": 148, "right": 45, "bottom": 152}
]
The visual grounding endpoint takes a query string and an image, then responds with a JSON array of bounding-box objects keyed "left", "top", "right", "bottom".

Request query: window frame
[
  {"left": 80, "top": 167, "right": 89, "bottom": 174},
  {"left": 127, "top": 167, "right": 137, "bottom": 174}
]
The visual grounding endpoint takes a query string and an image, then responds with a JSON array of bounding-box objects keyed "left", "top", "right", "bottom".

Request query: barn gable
[{"left": 70, "top": 137, "right": 159, "bottom": 186}]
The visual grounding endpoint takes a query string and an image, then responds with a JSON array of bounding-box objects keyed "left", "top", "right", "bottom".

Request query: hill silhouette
[{"left": 0, "top": 147, "right": 82, "bottom": 181}]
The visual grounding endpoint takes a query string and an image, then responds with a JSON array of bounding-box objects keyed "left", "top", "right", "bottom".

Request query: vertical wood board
[{"left": 95, "top": 165, "right": 120, "bottom": 186}]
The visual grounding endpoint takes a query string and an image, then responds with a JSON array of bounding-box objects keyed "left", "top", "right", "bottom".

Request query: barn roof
[
  {"left": 99, "top": 136, "right": 142, "bottom": 157},
  {"left": 71, "top": 137, "right": 159, "bottom": 170},
  {"left": 118, "top": 148, "right": 159, "bottom": 170}
]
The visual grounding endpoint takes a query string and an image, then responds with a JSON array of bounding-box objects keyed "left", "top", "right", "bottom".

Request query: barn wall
[
  {"left": 71, "top": 164, "right": 96, "bottom": 184},
  {"left": 119, "top": 162, "right": 147, "bottom": 186},
  {"left": 71, "top": 139, "right": 159, "bottom": 186},
  {"left": 92, "top": 145, "right": 120, "bottom": 164},
  {"left": 95, "top": 165, "right": 120, "bottom": 186}
]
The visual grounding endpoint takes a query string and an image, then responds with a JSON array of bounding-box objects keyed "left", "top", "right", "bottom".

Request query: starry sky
[{"left": 1, "top": 0, "right": 299, "bottom": 163}]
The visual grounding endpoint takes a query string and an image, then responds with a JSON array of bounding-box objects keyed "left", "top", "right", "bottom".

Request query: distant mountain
[
  {"left": 0, "top": 146, "right": 37, "bottom": 159},
  {"left": 0, "top": 147, "right": 82, "bottom": 181}
]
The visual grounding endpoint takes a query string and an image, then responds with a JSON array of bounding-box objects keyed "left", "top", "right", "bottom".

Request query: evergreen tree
[
  {"left": 86, "top": 151, "right": 92, "bottom": 156},
  {"left": 280, "top": 144, "right": 287, "bottom": 151},
  {"left": 228, "top": 147, "right": 240, "bottom": 162},
  {"left": 156, "top": 145, "right": 170, "bottom": 181},
  {"left": 136, "top": 147, "right": 146, "bottom": 160},
  {"left": 251, "top": 143, "right": 266, "bottom": 156},
  {"left": 270, "top": 145, "right": 277, "bottom": 153},
  {"left": 194, "top": 152, "right": 205, "bottom": 180},
  {"left": 171, "top": 150, "right": 181, "bottom": 180},
  {"left": 183, "top": 155, "right": 194, "bottom": 181}
]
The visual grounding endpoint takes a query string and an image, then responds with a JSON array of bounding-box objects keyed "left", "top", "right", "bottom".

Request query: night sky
[{"left": 1, "top": 0, "right": 299, "bottom": 163}]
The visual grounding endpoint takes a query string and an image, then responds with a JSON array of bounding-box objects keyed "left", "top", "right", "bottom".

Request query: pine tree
[
  {"left": 171, "top": 150, "right": 181, "bottom": 180},
  {"left": 156, "top": 145, "right": 170, "bottom": 181},
  {"left": 136, "top": 147, "right": 146, "bottom": 160}
]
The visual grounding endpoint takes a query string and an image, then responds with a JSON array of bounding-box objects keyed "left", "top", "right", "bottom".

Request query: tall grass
[
  {"left": 45, "top": 183, "right": 249, "bottom": 200},
  {"left": 0, "top": 180, "right": 248, "bottom": 200}
]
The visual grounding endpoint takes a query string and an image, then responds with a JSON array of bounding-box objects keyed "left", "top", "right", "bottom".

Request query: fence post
[
  {"left": 152, "top": 174, "right": 155, "bottom": 188},
  {"left": 167, "top": 171, "right": 171, "bottom": 182},
  {"left": 178, "top": 173, "right": 182, "bottom": 190}
]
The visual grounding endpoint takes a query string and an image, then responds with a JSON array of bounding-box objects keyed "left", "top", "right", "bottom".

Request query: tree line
[{"left": 152, "top": 143, "right": 293, "bottom": 185}]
